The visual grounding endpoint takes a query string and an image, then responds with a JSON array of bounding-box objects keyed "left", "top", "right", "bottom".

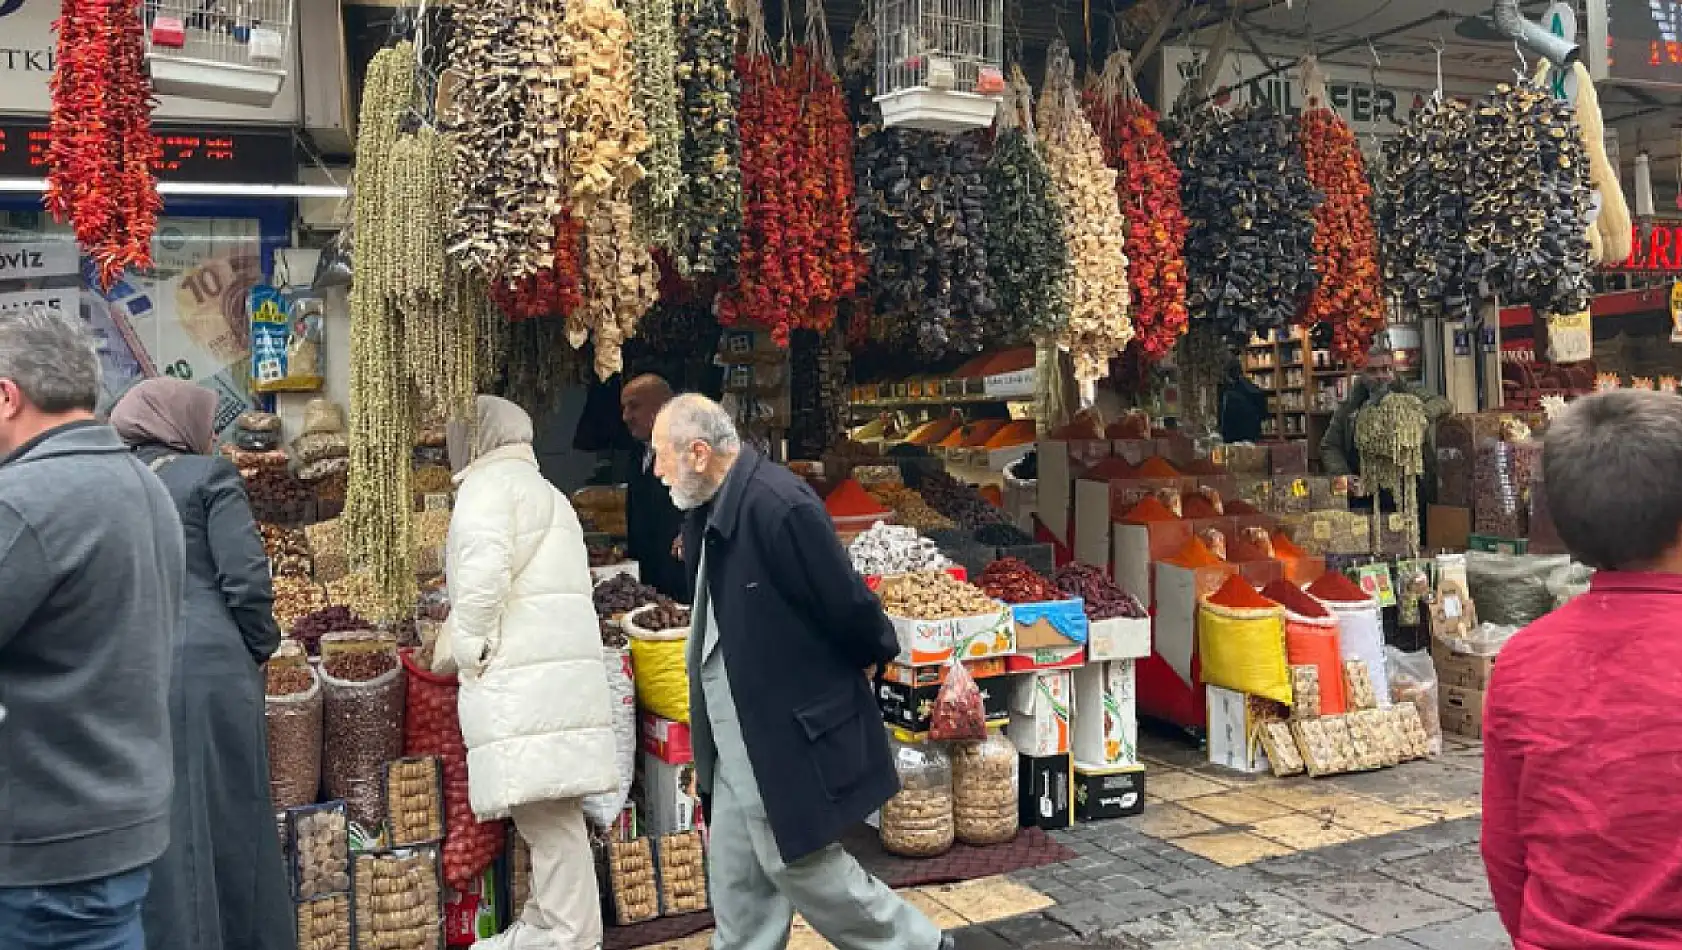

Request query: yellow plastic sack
[
  {"left": 1197, "top": 599, "right": 1292, "bottom": 705},
  {"left": 626, "top": 606, "right": 690, "bottom": 724}
]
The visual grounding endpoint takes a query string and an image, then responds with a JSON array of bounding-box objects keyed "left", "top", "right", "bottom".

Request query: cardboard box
[
  {"left": 1433, "top": 649, "right": 1495, "bottom": 691},
  {"left": 1006, "top": 644, "right": 1086, "bottom": 673},
  {"left": 1072, "top": 660, "right": 1139, "bottom": 769},
  {"left": 1072, "top": 478, "right": 1115, "bottom": 570},
  {"left": 639, "top": 712, "right": 693, "bottom": 766},
  {"left": 888, "top": 607, "right": 1015, "bottom": 667},
  {"left": 1426, "top": 505, "right": 1472, "bottom": 552},
  {"left": 1073, "top": 765, "right": 1146, "bottom": 822},
  {"left": 1006, "top": 671, "right": 1073, "bottom": 756},
  {"left": 1113, "top": 518, "right": 1194, "bottom": 608},
  {"left": 1440, "top": 685, "right": 1486, "bottom": 738},
  {"left": 1206, "top": 685, "right": 1269, "bottom": 774},
  {"left": 1012, "top": 599, "right": 1089, "bottom": 651},
  {"left": 1018, "top": 753, "right": 1074, "bottom": 831},
  {"left": 1468, "top": 534, "right": 1529, "bottom": 556},
  {"left": 1152, "top": 558, "right": 1238, "bottom": 695},
  {"left": 444, "top": 863, "right": 502, "bottom": 946},
  {"left": 877, "top": 671, "right": 1013, "bottom": 735},
  {"left": 1038, "top": 442, "right": 1075, "bottom": 547},
  {"left": 639, "top": 752, "right": 702, "bottom": 836},
  {"left": 1087, "top": 615, "right": 1151, "bottom": 662}
]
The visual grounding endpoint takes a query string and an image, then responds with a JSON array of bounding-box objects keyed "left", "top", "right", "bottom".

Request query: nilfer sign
[{"left": 1607, "top": 224, "right": 1682, "bottom": 272}]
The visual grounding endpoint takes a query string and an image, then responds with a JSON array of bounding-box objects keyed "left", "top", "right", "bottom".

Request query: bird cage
[
  {"left": 143, "top": 0, "right": 294, "bottom": 106},
  {"left": 875, "top": 0, "right": 1004, "bottom": 132}
]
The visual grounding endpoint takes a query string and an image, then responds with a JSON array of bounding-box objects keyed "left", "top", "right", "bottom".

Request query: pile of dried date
[{"left": 978, "top": 557, "right": 1064, "bottom": 604}]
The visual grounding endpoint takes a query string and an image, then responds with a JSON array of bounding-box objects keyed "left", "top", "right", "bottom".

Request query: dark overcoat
[{"left": 682, "top": 446, "right": 901, "bottom": 863}]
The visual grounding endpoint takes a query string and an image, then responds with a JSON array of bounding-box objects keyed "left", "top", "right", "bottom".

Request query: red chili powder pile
[
  {"left": 1225, "top": 499, "right": 1260, "bottom": 515},
  {"left": 1180, "top": 494, "right": 1222, "bottom": 519},
  {"left": 1181, "top": 457, "right": 1223, "bottom": 477},
  {"left": 1262, "top": 579, "right": 1330, "bottom": 618},
  {"left": 1135, "top": 456, "right": 1181, "bottom": 478},
  {"left": 1123, "top": 496, "right": 1180, "bottom": 524},
  {"left": 1208, "top": 575, "right": 1275, "bottom": 609},
  {"left": 1166, "top": 536, "right": 1224, "bottom": 568},
  {"left": 825, "top": 479, "right": 889, "bottom": 517},
  {"left": 1306, "top": 570, "right": 1372, "bottom": 603},
  {"left": 1083, "top": 456, "right": 1136, "bottom": 480},
  {"left": 1270, "top": 531, "right": 1308, "bottom": 558},
  {"left": 1050, "top": 417, "right": 1104, "bottom": 440}
]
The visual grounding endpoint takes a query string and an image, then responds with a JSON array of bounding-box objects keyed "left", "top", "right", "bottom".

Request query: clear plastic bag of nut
[
  {"left": 285, "top": 800, "right": 352, "bottom": 900},
  {"left": 951, "top": 730, "right": 1019, "bottom": 847},
  {"left": 879, "top": 734, "right": 954, "bottom": 858},
  {"left": 382, "top": 756, "right": 445, "bottom": 847},
  {"left": 294, "top": 892, "right": 352, "bottom": 950},
  {"left": 350, "top": 846, "right": 443, "bottom": 950}
]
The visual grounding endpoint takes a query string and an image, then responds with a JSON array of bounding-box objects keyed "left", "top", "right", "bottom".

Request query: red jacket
[{"left": 1483, "top": 571, "right": 1682, "bottom": 948}]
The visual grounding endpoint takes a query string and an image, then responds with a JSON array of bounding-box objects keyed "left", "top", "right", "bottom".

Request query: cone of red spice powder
[
  {"left": 1134, "top": 456, "right": 1181, "bottom": 478},
  {"left": 1261, "top": 579, "right": 1330, "bottom": 618},
  {"left": 825, "top": 479, "right": 890, "bottom": 518},
  {"left": 1123, "top": 495, "right": 1180, "bottom": 523},
  {"left": 1083, "top": 456, "right": 1136, "bottom": 480},
  {"left": 1207, "top": 575, "right": 1275, "bottom": 610},
  {"left": 1305, "top": 570, "right": 1372, "bottom": 603}
]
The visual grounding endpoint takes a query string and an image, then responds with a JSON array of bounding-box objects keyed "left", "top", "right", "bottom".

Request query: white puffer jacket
[{"left": 445, "top": 442, "right": 617, "bottom": 820}]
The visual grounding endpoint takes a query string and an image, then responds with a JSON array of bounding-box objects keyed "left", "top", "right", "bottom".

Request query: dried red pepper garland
[
  {"left": 717, "top": 47, "right": 861, "bottom": 345},
  {"left": 1085, "top": 53, "right": 1187, "bottom": 363},
  {"left": 489, "top": 213, "right": 585, "bottom": 321},
  {"left": 46, "top": 0, "right": 160, "bottom": 290},
  {"left": 1298, "top": 87, "right": 1384, "bottom": 364}
]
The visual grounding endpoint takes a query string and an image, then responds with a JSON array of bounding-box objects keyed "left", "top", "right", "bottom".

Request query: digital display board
[
  {"left": 0, "top": 121, "right": 295, "bottom": 184},
  {"left": 1590, "top": 0, "right": 1682, "bottom": 89}
]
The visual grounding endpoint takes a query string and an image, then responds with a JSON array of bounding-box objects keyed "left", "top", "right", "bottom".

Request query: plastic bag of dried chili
[{"left": 928, "top": 657, "right": 988, "bottom": 742}]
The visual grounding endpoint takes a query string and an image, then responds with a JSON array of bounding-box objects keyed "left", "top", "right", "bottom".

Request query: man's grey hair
[
  {"left": 1543, "top": 389, "right": 1682, "bottom": 570},
  {"left": 0, "top": 304, "right": 101, "bottom": 414},
  {"left": 659, "top": 393, "right": 741, "bottom": 453}
]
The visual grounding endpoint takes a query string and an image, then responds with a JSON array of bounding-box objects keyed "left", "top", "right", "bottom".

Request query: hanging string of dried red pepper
[
  {"left": 716, "top": 0, "right": 860, "bottom": 346},
  {"left": 46, "top": 0, "right": 160, "bottom": 290},
  {"left": 1297, "top": 58, "right": 1385, "bottom": 365},
  {"left": 1084, "top": 51, "right": 1188, "bottom": 364},
  {"left": 488, "top": 213, "right": 586, "bottom": 322}
]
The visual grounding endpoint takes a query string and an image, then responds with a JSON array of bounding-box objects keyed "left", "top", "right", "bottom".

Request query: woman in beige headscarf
[
  {"left": 440, "top": 395, "right": 617, "bottom": 950},
  {"left": 108, "top": 378, "right": 292, "bottom": 950}
]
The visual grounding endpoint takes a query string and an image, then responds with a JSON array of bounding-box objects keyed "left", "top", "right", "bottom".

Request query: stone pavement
[{"left": 646, "top": 732, "right": 1499, "bottom": 950}]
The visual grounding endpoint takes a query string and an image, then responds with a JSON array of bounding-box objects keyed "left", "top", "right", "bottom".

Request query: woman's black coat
[{"left": 681, "top": 446, "right": 901, "bottom": 863}]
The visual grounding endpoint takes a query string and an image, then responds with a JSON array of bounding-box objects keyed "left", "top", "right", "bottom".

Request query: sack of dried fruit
[
  {"left": 625, "top": 601, "right": 692, "bottom": 724},
  {"left": 265, "top": 645, "right": 323, "bottom": 810}
]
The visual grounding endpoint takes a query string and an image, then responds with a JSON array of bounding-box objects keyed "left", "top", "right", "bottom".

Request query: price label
[
  {"left": 1388, "top": 513, "right": 1405, "bottom": 533},
  {"left": 1442, "top": 595, "right": 1462, "bottom": 619},
  {"left": 1312, "top": 521, "right": 1332, "bottom": 541},
  {"left": 1291, "top": 479, "right": 1309, "bottom": 498}
]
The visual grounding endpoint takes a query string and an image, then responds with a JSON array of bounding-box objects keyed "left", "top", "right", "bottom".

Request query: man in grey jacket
[{"left": 0, "top": 305, "right": 186, "bottom": 950}]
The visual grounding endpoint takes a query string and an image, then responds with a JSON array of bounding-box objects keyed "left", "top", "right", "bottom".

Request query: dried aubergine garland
[
  {"left": 672, "top": 0, "right": 744, "bottom": 277},
  {"left": 1177, "top": 104, "right": 1320, "bottom": 340},
  {"left": 46, "top": 0, "right": 160, "bottom": 289},
  {"left": 983, "top": 68, "right": 1069, "bottom": 347},
  {"left": 1299, "top": 102, "right": 1385, "bottom": 365},
  {"left": 1085, "top": 52, "right": 1187, "bottom": 362},
  {"left": 1378, "top": 97, "right": 1479, "bottom": 322}
]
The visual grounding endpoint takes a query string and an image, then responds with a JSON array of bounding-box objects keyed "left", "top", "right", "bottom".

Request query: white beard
[{"left": 665, "top": 470, "right": 719, "bottom": 511}]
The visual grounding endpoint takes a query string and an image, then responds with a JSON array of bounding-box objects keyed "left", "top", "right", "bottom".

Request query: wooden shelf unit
[{"left": 1242, "top": 328, "right": 1354, "bottom": 456}]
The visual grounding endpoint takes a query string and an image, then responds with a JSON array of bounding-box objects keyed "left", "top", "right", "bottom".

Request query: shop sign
[
  {"left": 1606, "top": 224, "right": 1682, "bottom": 272},
  {"left": 0, "top": 239, "right": 76, "bottom": 280},
  {"left": 0, "top": 0, "right": 299, "bottom": 123},
  {"left": 983, "top": 368, "right": 1035, "bottom": 399},
  {"left": 1159, "top": 46, "right": 1493, "bottom": 138}
]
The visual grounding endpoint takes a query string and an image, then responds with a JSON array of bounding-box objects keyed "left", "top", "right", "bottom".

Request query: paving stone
[
  {"left": 1346, "top": 939, "right": 1428, "bottom": 950},
  {"left": 1395, "top": 819, "right": 1483, "bottom": 853},
  {"left": 1152, "top": 868, "right": 1267, "bottom": 904},
  {"left": 1247, "top": 851, "right": 1341, "bottom": 883},
  {"left": 985, "top": 913, "right": 1076, "bottom": 946},
  {"left": 1291, "top": 871, "right": 1474, "bottom": 936},
  {"left": 1397, "top": 911, "right": 1511, "bottom": 950},
  {"left": 949, "top": 924, "right": 1019, "bottom": 950},
  {"left": 1378, "top": 849, "right": 1494, "bottom": 910},
  {"left": 1043, "top": 891, "right": 1187, "bottom": 935}
]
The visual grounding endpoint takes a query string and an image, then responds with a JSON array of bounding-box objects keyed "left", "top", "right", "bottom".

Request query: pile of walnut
[
  {"left": 352, "top": 850, "right": 442, "bottom": 950},
  {"left": 384, "top": 757, "right": 444, "bottom": 847},
  {"left": 294, "top": 894, "right": 351, "bottom": 950},
  {"left": 609, "top": 838, "right": 659, "bottom": 924},
  {"left": 657, "top": 832, "right": 707, "bottom": 915},
  {"left": 288, "top": 805, "right": 350, "bottom": 899},
  {"left": 876, "top": 571, "right": 1000, "bottom": 621}
]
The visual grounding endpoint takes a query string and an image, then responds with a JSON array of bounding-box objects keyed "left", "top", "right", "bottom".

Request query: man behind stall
[
  {"left": 1483, "top": 389, "right": 1682, "bottom": 948},
  {"left": 1319, "top": 340, "right": 1451, "bottom": 477},
  {"left": 621, "top": 373, "right": 687, "bottom": 600}
]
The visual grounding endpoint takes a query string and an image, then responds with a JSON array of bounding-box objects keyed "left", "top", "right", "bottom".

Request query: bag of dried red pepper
[{"left": 928, "top": 657, "right": 988, "bottom": 742}]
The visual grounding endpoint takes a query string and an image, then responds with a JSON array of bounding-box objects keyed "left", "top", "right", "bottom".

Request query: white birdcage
[
  {"left": 142, "top": 0, "right": 293, "bottom": 106},
  {"left": 874, "top": 0, "right": 1004, "bottom": 132}
]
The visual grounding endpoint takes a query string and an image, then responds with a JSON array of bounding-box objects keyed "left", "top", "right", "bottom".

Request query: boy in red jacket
[{"left": 1483, "top": 389, "right": 1682, "bottom": 948}]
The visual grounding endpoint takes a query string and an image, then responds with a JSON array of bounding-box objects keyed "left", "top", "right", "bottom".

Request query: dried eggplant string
[
  {"left": 983, "top": 67, "right": 1071, "bottom": 347},
  {"left": 1037, "top": 39, "right": 1132, "bottom": 382},
  {"left": 672, "top": 0, "right": 744, "bottom": 277}
]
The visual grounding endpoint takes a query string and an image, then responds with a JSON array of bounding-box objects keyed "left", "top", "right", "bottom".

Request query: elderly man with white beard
[{"left": 651, "top": 394, "right": 951, "bottom": 950}]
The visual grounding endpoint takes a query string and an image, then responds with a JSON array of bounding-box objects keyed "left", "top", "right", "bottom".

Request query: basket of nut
[
  {"left": 351, "top": 847, "right": 444, "bottom": 950},
  {"left": 383, "top": 757, "right": 445, "bottom": 847},
  {"left": 286, "top": 801, "right": 352, "bottom": 901},
  {"left": 879, "top": 736, "right": 954, "bottom": 858},
  {"left": 265, "top": 641, "right": 322, "bottom": 810},
  {"left": 320, "top": 633, "right": 404, "bottom": 828}
]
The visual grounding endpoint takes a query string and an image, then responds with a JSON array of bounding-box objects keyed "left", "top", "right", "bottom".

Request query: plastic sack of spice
[
  {"left": 1467, "top": 551, "right": 1572, "bottom": 627},
  {"left": 250, "top": 285, "right": 325, "bottom": 393},
  {"left": 319, "top": 633, "right": 405, "bottom": 827},
  {"left": 1198, "top": 576, "right": 1292, "bottom": 705},
  {"left": 265, "top": 647, "right": 323, "bottom": 810},
  {"left": 582, "top": 647, "right": 636, "bottom": 830},
  {"left": 1386, "top": 646, "right": 1441, "bottom": 757},
  {"left": 1307, "top": 571, "right": 1391, "bottom": 708},
  {"left": 1261, "top": 580, "right": 1347, "bottom": 716},
  {"left": 399, "top": 651, "right": 507, "bottom": 890},
  {"left": 928, "top": 656, "right": 988, "bottom": 742}
]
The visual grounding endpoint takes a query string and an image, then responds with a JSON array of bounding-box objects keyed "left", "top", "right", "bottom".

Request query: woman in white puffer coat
[{"left": 440, "top": 395, "right": 617, "bottom": 950}]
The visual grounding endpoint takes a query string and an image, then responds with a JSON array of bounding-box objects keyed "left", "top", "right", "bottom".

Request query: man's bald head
[{"left": 622, "top": 374, "right": 673, "bottom": 442}]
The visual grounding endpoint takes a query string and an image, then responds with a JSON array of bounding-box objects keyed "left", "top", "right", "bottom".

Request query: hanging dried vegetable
[
  {"left": 1085, "top": 52, "right": 1188, "bottom": 362},
  {"left": 982, "top": 68, "right": 1070, "bottom": 347},
  {"left": 443, "top": 0, "right": 569, "bottom": 281},
  {"left": 1177, "top": 103, "right": 1320, "bottom": 340},
  {"left": 1036, "top": 39, "right": 1131, "bottom": 382},
  {"left": 1354, "top": 392, "right": 1428, "bottom": 557},
  {"left": 671, "top": 0, "right": 743, "bottom": 277},
  {"left": 625, "top": 0, "right": 682, "bottom": 247},
  {"left": 1377, "top": 97, "right": 1479, "bottom": 322},
  {"left": 346, "top": 45, "right": 420, "bottom": 623},
  {"left": 1296, "top": 59, "right": 1384, "bottom": 365},
  {"left": 487, "top": 214, "right": 586, "bottom": 321},
  {"left": 46, "top": 0, "right": 160, "bottom": 289},
  {"left": 561, "top": 0, "right": 659, "bottom": 379}
]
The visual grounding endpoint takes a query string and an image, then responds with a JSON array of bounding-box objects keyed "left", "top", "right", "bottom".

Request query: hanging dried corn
[
  {"left": 983, "top": 67, "right": 1071, "bottom": 347},
  {"left": 346, "top": 44, "right": 419, "bottom": 623},
  {"left": 671, "top": 0, "right": 744, "bottom": 277},
  {"left": 1084, "top": 52, "right": 1187, "bottom": 363},
  {"left": 626, "top": 0, "right": 682, "bottom": 247},
  {"left": 560, "top": 0, "right": 659, "bottom": 379},
  {"left": 1036, "top": 39, "right": 1132, "bottom": 383}
]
